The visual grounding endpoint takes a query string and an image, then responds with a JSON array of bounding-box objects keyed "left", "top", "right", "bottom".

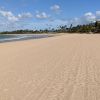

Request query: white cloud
[
  {"left": 0, "top": 9, "right": 33, "bottom": 22},
  {"left": 84, "top": 12, "right": 96, "bottom": 22},
  {"left": 1, "top": 7, "right": 100, "bottom": 32},
  {"left": 35, "top": 12, "right": 49, "bottom": 19},
  {"left": 18, "top": 12, "right": 33, "bottom": 19},
  {"left": 96, "top": 11, "right": 100, "bottom": 21},
  {"left": 50, "top": 5, "right": 61, "bottom": 13},
  {"left": 0, "top": 9, "right": 33, "bottom": 31},
  {"left": 96, "top": 11, "right": 100, "bottom": 16},
  {"left": 84, "top": 12, "right": 93, "bottom": 16},
  {"left": 69, "top": 17, "right": 81, "bottom": 26},
  {"left": 0, "top": 10, "right": 18, "bottom": 22}
]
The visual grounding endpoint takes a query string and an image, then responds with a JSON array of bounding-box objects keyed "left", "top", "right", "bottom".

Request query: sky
[{"left": 0, "top": 0, "right": 100, "bottom": 31}]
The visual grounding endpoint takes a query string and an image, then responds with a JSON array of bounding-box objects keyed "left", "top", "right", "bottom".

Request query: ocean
[{"left": 0, "top": 34, "right": 49, "bottom": 43}]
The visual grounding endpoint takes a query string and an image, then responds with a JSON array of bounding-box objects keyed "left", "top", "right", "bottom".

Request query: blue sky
[{"left": 0, "top": 0, "right": 100, "bottom": 31}]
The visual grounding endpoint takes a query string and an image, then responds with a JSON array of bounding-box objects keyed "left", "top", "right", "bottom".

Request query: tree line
[
  {"left": 0, "top": 21, "right": 100, "bottom": 34},
  {"left": 56, "top": 21, "right": 100, "bottom": 33}
]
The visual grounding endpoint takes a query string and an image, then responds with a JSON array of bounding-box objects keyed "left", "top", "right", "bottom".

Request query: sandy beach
[{"left": 0, "top": 34, "right": 100, "bottom": 100}]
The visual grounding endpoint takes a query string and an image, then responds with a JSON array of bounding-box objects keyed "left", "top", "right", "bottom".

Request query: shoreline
[{"left": 0, "top": 34, "right": 55, "bottom": 43}]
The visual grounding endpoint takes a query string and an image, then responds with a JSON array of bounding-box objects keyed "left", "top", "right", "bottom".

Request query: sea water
[{"left": 0, "top": 34, "right": 49, "bottom": 43}]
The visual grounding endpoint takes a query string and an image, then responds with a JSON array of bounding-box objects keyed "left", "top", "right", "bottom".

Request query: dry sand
[{"left": 0, "top": 34, "right": 100, "bottom": 100}]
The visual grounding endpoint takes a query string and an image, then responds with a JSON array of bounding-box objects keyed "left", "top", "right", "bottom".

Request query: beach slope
[{"left": 0, "top": 34, "right": 100, "bottom": 100}]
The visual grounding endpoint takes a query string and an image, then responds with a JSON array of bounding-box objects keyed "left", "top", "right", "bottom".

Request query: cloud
[
  {"left": 51, "top": 11, "right": 97, "bottom": 27},
  {"left": 18, "top": 12, "right": 33, "bottom": 19},
  {"left": 35, "top": 12, "right": 49, "bottom": 19},
  {"left": 1, "top": 7, "right": 100, "bottom": 32},
  {"left": 67, "top": 12, "right": 96, "bottom": 26},
  {"left": 50, "top": 5, "right": 61, "bottom": 13},
  {"left": 0, "top": 9, "right": 33, "bottom": 22},
  {"left": 0, "top": 8, "right": 33, "bottom": 31},
  {"left": 96, "top": 11, "right": 100, "bottom": 20},
  {"left": 84, "top": 12, "right": 96, "bottom": 22},
  {"left": 0, "top": 10, "right": 18, "bottom": 22},
  {"left": 96, "top": 11, "right": 100, "bottom": 16}
]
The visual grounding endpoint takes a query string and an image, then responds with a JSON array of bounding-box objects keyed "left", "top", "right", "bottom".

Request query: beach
[{"left": 0, "top": 34, "right": 100, "bottom": 100}]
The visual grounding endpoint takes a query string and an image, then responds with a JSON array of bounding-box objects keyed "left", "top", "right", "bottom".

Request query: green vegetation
[
  {"left": 56, "top": 21, "right": 100, "bottom": 33},
  {"left": 0, "top": 21, "right": 100, "bottom": 34}
]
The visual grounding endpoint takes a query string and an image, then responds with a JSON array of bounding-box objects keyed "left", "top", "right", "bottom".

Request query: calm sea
[{"left": 0, "top": 34, "right": 49, "bottom": 43}]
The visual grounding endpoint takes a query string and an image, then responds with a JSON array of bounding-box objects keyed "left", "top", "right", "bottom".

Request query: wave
[{"left": 0, "top": 34, "right": 48, "bottom": 43}]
